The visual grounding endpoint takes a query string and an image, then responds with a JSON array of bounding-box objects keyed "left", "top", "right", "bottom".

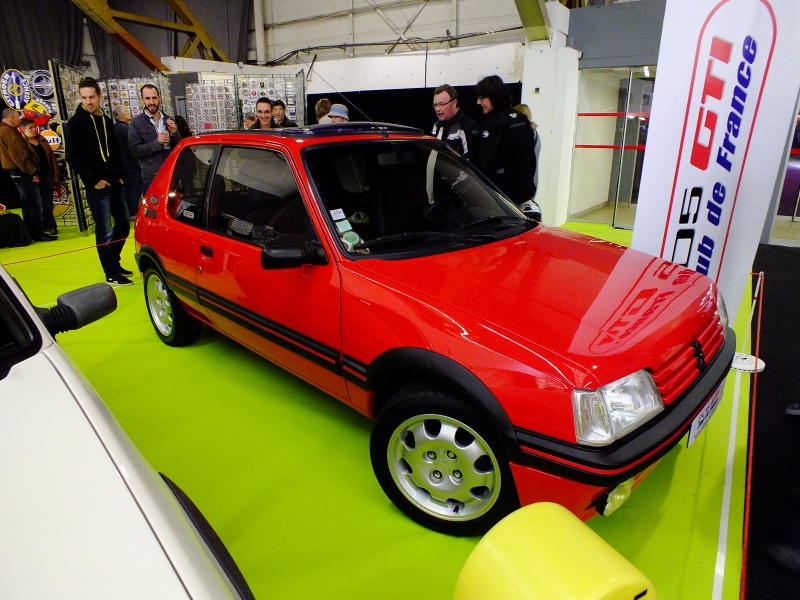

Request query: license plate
[{"left": 687, "top": 380, "right": 725, "bottom": 447}]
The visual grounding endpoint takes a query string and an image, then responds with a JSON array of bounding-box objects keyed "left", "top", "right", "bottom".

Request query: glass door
[{"left": 569, "top": 66, "right": 656, "bottom": 229}]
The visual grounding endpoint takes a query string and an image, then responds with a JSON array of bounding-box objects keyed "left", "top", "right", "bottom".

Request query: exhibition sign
[{"left": 632, "top": 0, "right": 800, "bottom": 320}]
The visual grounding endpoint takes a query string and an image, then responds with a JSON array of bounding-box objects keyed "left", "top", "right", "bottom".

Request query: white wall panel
[{"left": 304, "top": 42, "right": 524, "bottom": 93}]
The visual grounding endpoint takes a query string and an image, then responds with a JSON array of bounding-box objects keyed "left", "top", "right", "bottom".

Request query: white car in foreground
[{"left": 0, "top": 265, "right": 253, "bottom": 600}]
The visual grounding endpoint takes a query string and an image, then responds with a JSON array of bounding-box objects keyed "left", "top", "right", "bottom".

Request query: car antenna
[{"left": 297, "top": 55, "right": 375, "bottom": 123}]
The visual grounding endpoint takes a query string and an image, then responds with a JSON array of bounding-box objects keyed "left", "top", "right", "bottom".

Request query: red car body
[{"left": 135, "top": 124, "right": 734, "bottom": 535}]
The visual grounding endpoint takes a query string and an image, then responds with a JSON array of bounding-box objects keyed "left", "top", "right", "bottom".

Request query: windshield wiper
[
  {"left": 354, "top": 230, "right": 494, "bottom": 250},
  {"left": 456, "top": 215, "right": 535, "bottom": 233}
]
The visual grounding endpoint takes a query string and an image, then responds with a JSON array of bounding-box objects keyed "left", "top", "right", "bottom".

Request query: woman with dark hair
[{"left": 474, "top": 75, "right": 539, "bottom": 218}]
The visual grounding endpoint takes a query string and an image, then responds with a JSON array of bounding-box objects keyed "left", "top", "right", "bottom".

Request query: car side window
[
  {"left": 167, "top": 145, "right": 214, "bottom": 226},
  {"left": 209, "top": 146, "right": 316, "bottom": 247}
]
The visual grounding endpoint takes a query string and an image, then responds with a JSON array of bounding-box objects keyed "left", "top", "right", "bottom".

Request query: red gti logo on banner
[{"left": 663, "top": 0, "right": 776, "bottom": 279}]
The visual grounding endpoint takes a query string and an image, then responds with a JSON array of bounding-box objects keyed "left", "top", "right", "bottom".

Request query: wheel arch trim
[{"left": 362, "top": 347, "right": 518, "bottom": 457}]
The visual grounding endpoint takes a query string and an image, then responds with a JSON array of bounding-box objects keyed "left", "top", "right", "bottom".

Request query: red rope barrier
[{"left": 1, "top": 234, "right": 135, "bottom": 266}]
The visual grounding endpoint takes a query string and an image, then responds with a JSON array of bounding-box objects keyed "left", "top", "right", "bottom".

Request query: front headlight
[
  {"left": 573, "top": 370, "right": 664, "bottom": 446},
  {"left": 715, "top": 288, "right": 729, "bottom": 329}
]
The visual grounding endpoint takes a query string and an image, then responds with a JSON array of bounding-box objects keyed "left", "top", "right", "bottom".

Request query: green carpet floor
[{"left": 1, "top": 222, "right": 750, "bottom": 599}]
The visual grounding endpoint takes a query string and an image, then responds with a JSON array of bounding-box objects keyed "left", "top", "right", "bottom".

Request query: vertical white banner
[{"left": 632, "top": 0, "right": 800, "bottom": 320}]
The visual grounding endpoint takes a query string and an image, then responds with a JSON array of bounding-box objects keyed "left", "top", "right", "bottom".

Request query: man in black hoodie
[
  {"left": 475, "top": 75, "right": 537, "bottom": 214},
  {"left": 65, "top": 77, "right": 132, "bottom": 286}
]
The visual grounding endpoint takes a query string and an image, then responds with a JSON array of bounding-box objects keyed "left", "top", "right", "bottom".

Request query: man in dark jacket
[
  {"left": 431, "top": 84, "right": 481, "bottom": 162},
  {"left": 475, "top": 75, "right": 537, "bottom": 212},
  {"left": 65, "top": 77, "right": 132, "bottom": 285},
  {"left": 270, "top": 99, "right": 297, "bottom": 128},
  {"left": 249, "top": 97, "right": 272, "bottom": 130},
  {"left": 112, "top": 106, "right": 142, "bottom": 220},
  {"left": 128, "top": 84, "right": 181, "bottom": 193}
]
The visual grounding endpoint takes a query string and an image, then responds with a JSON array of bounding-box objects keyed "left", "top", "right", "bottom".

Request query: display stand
[{"left": 184, "top": 72, "right": 305, "bottom": 132}]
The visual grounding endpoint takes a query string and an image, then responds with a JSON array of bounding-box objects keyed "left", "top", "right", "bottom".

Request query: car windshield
[{"left": 303, "top": 140, "right": 535, "bottom": 256}]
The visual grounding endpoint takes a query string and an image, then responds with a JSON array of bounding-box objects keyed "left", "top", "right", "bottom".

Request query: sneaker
[
  {"left": 119, "top": 267, "right": 134, "bottom": 277},
  {"left": 35, "top": 233, "right": 58, "bottom": 242},
  {"left": 106, "top": 274, "right": 134, "bottom": 286}
]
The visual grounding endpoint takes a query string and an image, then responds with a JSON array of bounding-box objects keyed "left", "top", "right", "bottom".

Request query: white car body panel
[{"left": 0, "top": 265, "right": 246, "bottom": 599}]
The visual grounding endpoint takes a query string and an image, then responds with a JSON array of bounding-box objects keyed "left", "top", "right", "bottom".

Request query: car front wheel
[
  {"left": 143, "top": 267, "right": 201, "bottom": 347},
  {"left": 370, "top": 384, "right": 518, "bottom": 536}
]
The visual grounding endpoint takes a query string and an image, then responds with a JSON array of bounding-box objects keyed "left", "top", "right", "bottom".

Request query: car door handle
[{"left": 200, "top": 245, "right": 214, "bottom": 257}]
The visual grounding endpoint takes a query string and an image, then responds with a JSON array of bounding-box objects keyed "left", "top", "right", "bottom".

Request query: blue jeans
[
  {"left": 85, "top": 182, "right": 130, "bottom": 276},
  {"left": 142, "top": 176, "right": 155, "bottom": 197},
  {"left": 122, "top": 167, "right": 143, "bottom": 219},
  {"left": 8, "top": 171, "right": 44, "bottom": 239},
  {"left": 38, "top": 170, "right": 56, "bottom": 232}
]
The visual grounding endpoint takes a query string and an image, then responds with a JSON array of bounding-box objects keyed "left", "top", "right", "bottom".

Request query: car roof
[{"left": 187, "top": 122, "right": 427, "bottom": 147}]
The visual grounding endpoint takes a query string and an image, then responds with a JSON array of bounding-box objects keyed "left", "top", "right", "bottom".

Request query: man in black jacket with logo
[
  {"left": 65, "top": 77, "right": 132, "bottom": 286},
  {"left": 431, "top": 84, "right": 481, "bottom": 162}
]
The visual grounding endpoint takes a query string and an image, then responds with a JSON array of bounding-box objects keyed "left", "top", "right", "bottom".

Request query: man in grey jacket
[{"left": 128, "top": 84, "right": 181, "bottom": 193}]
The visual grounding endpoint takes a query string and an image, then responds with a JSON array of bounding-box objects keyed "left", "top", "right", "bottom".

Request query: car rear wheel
[
  {"left": 370, "top": 384, "right": 518, "bottom": 536},
  {"left": 144, "top": 267, "right": 201, "bottom": 347}
]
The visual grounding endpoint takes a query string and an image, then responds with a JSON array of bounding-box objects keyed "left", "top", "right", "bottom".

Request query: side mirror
[
  {"left": 36, "top": 283, "right": 117, "bottom": 336},
  {"left": 261, "top": 242, "right": 328, "bottom": 269}
]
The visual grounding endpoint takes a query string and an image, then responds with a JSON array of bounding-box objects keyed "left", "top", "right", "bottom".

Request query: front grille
[{"left": 650, "top": 315, "right": 724, "bottom": 405}]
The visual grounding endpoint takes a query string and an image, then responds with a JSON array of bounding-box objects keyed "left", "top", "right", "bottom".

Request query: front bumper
[{"left": 508, "top": 327, "right": 736, "bottom": 516}]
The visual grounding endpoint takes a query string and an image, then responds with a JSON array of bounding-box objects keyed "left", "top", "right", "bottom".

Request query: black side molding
[{"left": 160, "top": 474, "right": 255, "bottom": 600}]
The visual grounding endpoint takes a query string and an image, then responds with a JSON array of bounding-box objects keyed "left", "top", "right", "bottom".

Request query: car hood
[{"left": 353, "top": 225, "right": 717, "bottom": 387}]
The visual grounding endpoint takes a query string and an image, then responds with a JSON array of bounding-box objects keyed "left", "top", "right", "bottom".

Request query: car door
[
  {"left": 153, "top": 143, "right": 218, "bottom": 321},
  {"left": 195, "top": 144, "right": 347, "bottom": 401}
]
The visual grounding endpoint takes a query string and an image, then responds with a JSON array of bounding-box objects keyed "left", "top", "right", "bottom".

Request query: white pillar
[
  {"left": 254, "top": 0, "right": 266, "bottom": 64},
  {"left": 521, "top": 42, "right": 580, "bottom": 227}
]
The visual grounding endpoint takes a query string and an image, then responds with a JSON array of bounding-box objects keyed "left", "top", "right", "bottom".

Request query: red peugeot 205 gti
[{"left": 135, "top": 123, "right": 734, "bottom": 536}]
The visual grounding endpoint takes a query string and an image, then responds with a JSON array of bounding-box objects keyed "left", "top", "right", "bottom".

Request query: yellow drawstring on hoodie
[{"left": 89, "top": 107, "right": 110, "bottom": 163}]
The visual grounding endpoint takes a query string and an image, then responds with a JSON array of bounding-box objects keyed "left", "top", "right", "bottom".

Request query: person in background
[
  {"left": 475, "top": 75, "right": 539, "bottom": 219},
  {"left": 112, "top": 106, "right": 142, "bottom": 221},
  {"left": 175, "top": 115, "right": 193, "bottom": 138},
  {"left": 65, "top": 77, "right": 131, "bottom": 285},
  {"left": 250, "top": 97, "right": 272, "bottom": 130},
  {"left": 315, "top": 98, "right": 332, "bottom": 124},
  {"left": 128, "top": 84, "right": 181, "bottom": 193},
  {"left": 328, "top": 104, "right": 349, "bottom": 123},
  {"left": 514, "top": 103, "right": 541, "bottom": 198},
  {"left": 0, "top": 108, "right": 50, "bottom": 241},
  {"left": 243, "top": 112, "right": 257, "bottom": 129},
  {"left": 271, "top": 99, "right": 298, "bottom": 128},
  {"left": 20, "top": 118, "right": 59, "bottom": 235},
  {"left": 431, "top": 84, "right": 481, "bottom": 162}
]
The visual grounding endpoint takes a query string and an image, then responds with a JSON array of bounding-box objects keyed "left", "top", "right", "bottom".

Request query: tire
[
  {"left": 143, "top": 267, "right": 201, "bottom": 347},
  {"left": 370, "top": 384, "right": 519, "bottom": 536}
]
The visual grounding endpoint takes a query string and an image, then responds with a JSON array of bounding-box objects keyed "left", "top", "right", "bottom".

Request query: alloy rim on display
[
  {"left": 147, "top": 275, "right": 175, "bottom": 337},
  {"left": 387, "top": 413, "right": 501, "bottom": 521}
]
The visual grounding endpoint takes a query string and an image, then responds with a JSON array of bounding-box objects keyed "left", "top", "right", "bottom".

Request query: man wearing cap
[
  {"left": 431, "top": 84, "right": 480, "bottom": 162},
  {"left": 328, "top": 104, "right": 349, "bottom": 123}
]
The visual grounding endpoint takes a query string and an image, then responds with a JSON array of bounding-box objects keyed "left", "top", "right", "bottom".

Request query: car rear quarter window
[
  {"left": 168, "top": 145, "right": 215, "bottom": 226},
  {"left": 208, "top": 146, "right": 317, "bottom": 247}
]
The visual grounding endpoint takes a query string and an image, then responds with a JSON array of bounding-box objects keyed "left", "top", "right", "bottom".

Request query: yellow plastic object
[{"left": 453, "top": 503, "right": 656, "bottom": 600}]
